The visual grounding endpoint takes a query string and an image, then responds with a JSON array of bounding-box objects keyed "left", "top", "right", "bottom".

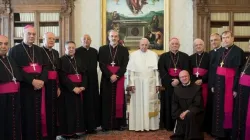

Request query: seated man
[{"left": 170, "top": 70, "right": 204, "bottom": 140}]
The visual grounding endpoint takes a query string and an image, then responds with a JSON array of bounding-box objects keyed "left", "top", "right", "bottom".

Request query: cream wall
[{"left": 74, "top": 0, "right": 194, "bottom": 55}]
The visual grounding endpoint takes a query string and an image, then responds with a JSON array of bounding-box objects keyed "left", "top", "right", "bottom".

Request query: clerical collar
[
  {"left": 43, "top": 46, "right": 52, "bottom": 51},
  {"left": 66, "top": 55, "right": 74, "bottom": 59},
  {"left": 197, "top": 52, "right": 203, "bottom": 55},
  {"left": 0, "top": 55, "right": 6, "bottom": 59},
  {"left": 214, "top": 46, "right": 221, "bottom": 52},
  {"left": 170, "top": 51, "right": 179, "bottom": 55},
  {"left": 225, "top": 44, "right": 233, "bottom": 50},
  {"left": 83, "top": 46, "right": 90, "bottom": 50},
  {"left": 182, "top": 81, "right": 191, "bottom": 86},
  {"left": 22, "top": 41, "right": 33, "bottom": 48}
]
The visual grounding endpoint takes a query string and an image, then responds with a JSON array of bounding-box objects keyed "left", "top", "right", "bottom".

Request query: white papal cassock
[{"left": 127, "top": 49, "right": 160, "bottom": 131}]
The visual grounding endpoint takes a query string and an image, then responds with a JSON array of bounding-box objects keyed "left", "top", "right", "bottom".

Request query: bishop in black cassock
[
  {"left": 211, "top": 31, "right": 245, "bottom": 139},
  {"left": 158, "top": 37, "right": 190, "bottom": 130},
  {"left": 99, "top": 30, "right": 129, "bottom": 131},
  {"left": 41, "top": 32, "right": 60, "bottom": 139},
  {"left": 57, "top": 41, "right": 87, "bottom": 139},
  {"left": 0, "top": 35, "right": 22, "bottom": 140},
  {"left": 8, "top": 25, "right": 48, "bottom": 140}
]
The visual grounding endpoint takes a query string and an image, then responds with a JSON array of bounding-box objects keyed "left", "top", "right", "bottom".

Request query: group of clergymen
[{"left": 0, "top": 24, "right": 249, "bottom": 140}]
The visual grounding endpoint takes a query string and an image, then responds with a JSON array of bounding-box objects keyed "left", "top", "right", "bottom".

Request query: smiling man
[
  {"left": 0, "top": 35, "right": 22, "bottom": 140},
  {"left": 158, "top": 37, "right": 190, "bottom": 131},
  {"left": 98, "top": 30, "right": 129, "bottom": 131},
  {"left": 171, "top": 70, "right": 204, "bottom": 140}
]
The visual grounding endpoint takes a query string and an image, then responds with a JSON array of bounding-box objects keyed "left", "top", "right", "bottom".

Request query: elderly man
[
  {"left": 57, "top": 41, "right": 87, "bottom": 139},
  {"left": 40, "top": 32, "right": 60, "bottom": 140},
  {"left": 158, "top": 37, "right": 190, "bottom": 130},
  {"left": 99, "top": 30, "right": 129, "bottom": 131},
  {"left": 9, "top": 25, "right": 48, "bottom": 140},
  {"left": 75, "top": 34, "right": 100, "bottom": 134},
  {"left": 171, "top": 70, "right": 204, "bottom": 140},
  {"left": 211, "top": 31, "right": 245, "bottom": 139},
  {"left": 190, "top": 38, "right": 209, "bottom": 107},
  {"left": 0, "top": 35, "right": 22, "bottom": 140},
  {"left": 127, "top": 38, "right": 160, "bottom": 131}
]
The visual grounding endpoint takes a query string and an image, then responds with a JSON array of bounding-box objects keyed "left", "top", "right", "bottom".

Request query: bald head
[
  {"left": 43, "top": 32, "right": 56, "bottom": 49},
  {"left": 0, "top": 35, "right": 8, "bottom": 56},
  {"left": 81, "top": 34, "right": 92, "bottom": 48},
  {"left": 193, "top": 38, "right": 205, "bottom": 54},
  {"left": 179, "top": 70, "right": 190, "bottom": 85},
  {"left": 139, "top": 38, "right": 149, "bottom": 52},
  {"left": 23, "top": 25, "right": 36, "bottom": 46}
]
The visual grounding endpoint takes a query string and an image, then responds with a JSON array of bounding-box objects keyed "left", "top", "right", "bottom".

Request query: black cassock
[
  {"left": 171, "top": 83, "right": 204, "bottom": 140},
  {"left": 9, "top": 42, "right": 48, "bottom": 140},
  {"left": 189, "top": 52, "right": 210, "bottom": 132},
  {"left": 211, "top": 45, "right": 245, "bottom": 138},
  {"left": 57, "top": 55, "right": 87, "bottom": 135},
  {"left": 41, "top": 46, "right": 59, "bottom": 139},
  {"left": 232, "top": 56, "right": 250, "bottom": 140},
  {"left": 158, "top": 51, "right": 189, "bottom": 130},
  {"left": 0, "top": 56, "right": 22, "bottom": 140},
  {"left": 75, "top": 46, "right": 101, "bottom": 132},
  {"left": 98, "top": 45, "right": 129, "bottom": 130},
  {"left": 206, "top": 48, "right": 221, "bottom": 134}
]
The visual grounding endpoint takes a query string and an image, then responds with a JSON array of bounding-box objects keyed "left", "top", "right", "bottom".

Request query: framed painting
[{"left": 101, "top": 0, "right": 170, "bottom": 55}]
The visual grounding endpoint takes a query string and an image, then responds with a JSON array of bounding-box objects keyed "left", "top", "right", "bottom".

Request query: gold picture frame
[{"left": 101, "top": 0, "right": 170, "bottom": 55}]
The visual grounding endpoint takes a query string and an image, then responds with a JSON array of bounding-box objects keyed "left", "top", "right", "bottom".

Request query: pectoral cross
[
  {"left": 12, "top": 77, "right": 17, "bottom": 84},
  {"left": 220, "top": 61, "right": 224, "bottom": 67},
  {"left": 174, "top": 68, "right": 177, "bottom": 73},
  {"left": 76, "top": 73, "right": 80, "bottom": 79},
  {"left": 195, "top": 71, "right": 199, "bottom": 77},
  {"left": 31, "top": 63, "right": 36, "bottom": 71},
  {"left": 241, "top": 70, "right": 245, "bottom": 77},
  {"left": 111, "top": 61, "right": 115, "bottom": 67}
]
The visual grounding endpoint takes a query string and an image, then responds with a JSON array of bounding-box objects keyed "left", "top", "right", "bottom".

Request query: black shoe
[
  {"left": 87, "top": 130, "right": 97, "bottom": 134},
  {"left": 117, "top": 127, "right": 125, "bottom": 131},
  {"left": 102, "top": 128, "right": 109, "bottom": 132}
]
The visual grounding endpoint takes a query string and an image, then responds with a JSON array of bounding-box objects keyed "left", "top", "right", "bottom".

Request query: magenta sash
[
  {"left": 48, "top": 71, "right": 57, "bottom": 80},
  {"left": 67, "top": 74, "right": 82, "bottom": 83},
  {"left": 192, "top": 68, "right": 208, "bottom": 107},
  {"left": 239, "top": 74, "right": 250, "bottom": 87},
  {"left": 22, "top": 63, "right": 42, "bottom": 73},
  {"left": 192, "top": 67, "right": 208, "bottom": 76},
  {"left": 22, "top": 64, "right": 47, "bottom": 137},
  {"left": 168, "top": 68, "right": 181, "bottom": 77},
  {"left": 0, "top": 82, "right": 20, "bottom": 94},
  {"left": 107, "top": 65, "right": 124, "bottom": 118},
  {"left": 216, "top": 67, "right": 235, "bottom": 129}
]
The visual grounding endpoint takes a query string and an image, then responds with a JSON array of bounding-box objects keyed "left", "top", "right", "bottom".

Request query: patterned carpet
[{"left": 63, "top": 130, "right": 214, "bottom": 140}]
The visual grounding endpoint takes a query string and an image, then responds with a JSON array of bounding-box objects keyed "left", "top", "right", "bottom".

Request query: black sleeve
[
  {"left": 158, "top": 54, "right": 171, "bottom": 88},
  {"left": 172, "top": 92, "right": 182, "bottom": 119},
  {"left": 116, "top": 48, "right": 129, "bottom": 78},
  {"left": 233, "top": 49, "right": 245, "bottom": 92},
  {"left": 58, "top": 58, "right": 75, "bottom": 91},
  {"left": 98, "top": 47, "right": 112, "bottom": 78},
  {"left": 188, "top": 86, "right": 204, "bottom": 114},
  {"left": 39, "top": 48, "right": 48, "bottom": 82},
  {"left": 9, "top": 47, "right": 34, "bottom": 84}
]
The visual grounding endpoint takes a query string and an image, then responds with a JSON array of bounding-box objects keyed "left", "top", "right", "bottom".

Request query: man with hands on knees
[{"left": 170, "top": 70, "right": 204, "bottom": 140}]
